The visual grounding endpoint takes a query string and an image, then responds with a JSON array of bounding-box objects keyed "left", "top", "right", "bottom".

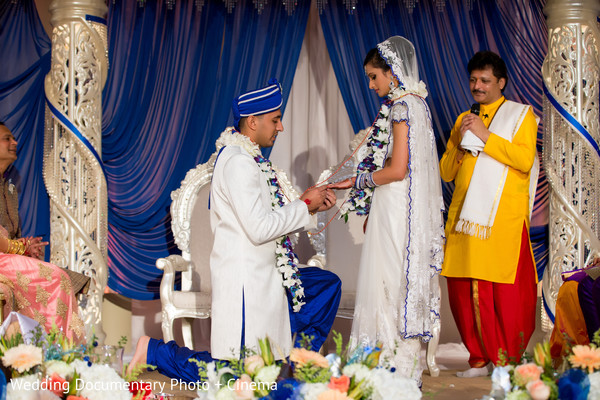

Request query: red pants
[{"left": 447, "top": 224, "right": 537, "bottom": 367}]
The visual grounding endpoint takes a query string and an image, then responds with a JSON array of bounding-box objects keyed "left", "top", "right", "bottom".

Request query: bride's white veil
[{"left": 377, "top": 36, "right": 427, "bottom": 96}]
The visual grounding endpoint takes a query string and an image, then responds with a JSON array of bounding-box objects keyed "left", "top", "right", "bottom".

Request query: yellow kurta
[{"left": 440, "top": 96, "right": 538, "bottom": 284}]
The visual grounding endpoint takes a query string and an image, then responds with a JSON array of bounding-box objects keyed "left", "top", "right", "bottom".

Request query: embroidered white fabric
[
  {"left": 350, "top": 36, "right": 445, "bottom": 383},
  {"left": 378, "top": 36, "right": 428, "bottom": 98}
]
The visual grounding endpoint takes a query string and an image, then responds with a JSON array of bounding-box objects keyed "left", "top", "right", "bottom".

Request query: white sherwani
[{"left": 209, "top": 145, "right": 313, "bottom": 359}]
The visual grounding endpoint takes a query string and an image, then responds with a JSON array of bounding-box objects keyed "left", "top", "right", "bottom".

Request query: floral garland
[
  {"left": 215, "top": 128, "right": 305, "bottom": 312},
  {"left": 339, "top": 84, "right": 427, "bottom": 222},
  {"left": 190, "top": 333, "right": 422, "bottom": 399},
  {"left": 338, "top": 95, "right": 394, "bottom": 221}
]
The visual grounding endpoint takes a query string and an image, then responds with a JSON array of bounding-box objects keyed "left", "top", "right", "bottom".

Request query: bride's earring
[{"left": 389, "top": 80, "right": 395, "bottom": 90}]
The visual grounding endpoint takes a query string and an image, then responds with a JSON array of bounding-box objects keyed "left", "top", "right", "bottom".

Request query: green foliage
[
  {"left": 0, "top": 331, "right": 23, "bottom": 356},
  {"left": 593, "top": 328, "right": 600, "bottom": 347},
  {"left": 297, "top": 333, "right": 315, "bottom": 350},
  {"left": 123, "top": 362, "right": 155, "bottom": 382},
  {"left": 293, "top": 362, "right": 331, "bottom": 383},
  {"left": 332, "top": 330, "right": 346, "bottom": 364},
  {"left": 117, "top": 336, "right": 128, "bottom": 348}
]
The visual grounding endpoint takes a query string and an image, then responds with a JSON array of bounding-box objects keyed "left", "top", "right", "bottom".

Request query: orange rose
[
  {"left": 328, "top": 375, "right": 350, "bottom": 393},
  {"left": 233, "top": 374, "right": 255, "bottom": 399},
  {"left": 513, "top": 363, "right": 543, "bottom": 386},
  {"left": 526, "top": 379, "right": 551, "bottom": 400},
  {"left": 244, "top": 354, "right": 265, "bottom": 375},
  {"left": 43, "top": 373, "right": 69, "bottom": 397},
  {"left": 289, "top": 348, "right": 328, "bottom": 368}
]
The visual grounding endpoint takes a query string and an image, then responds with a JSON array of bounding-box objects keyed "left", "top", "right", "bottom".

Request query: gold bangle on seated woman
[{"left": 6, "top": 239, "right": 25, "bottom": 255}]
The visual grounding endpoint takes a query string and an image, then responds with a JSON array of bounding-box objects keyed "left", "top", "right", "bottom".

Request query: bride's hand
[{"left": 328, "top": 178, "right": 355, "bottom": 190}]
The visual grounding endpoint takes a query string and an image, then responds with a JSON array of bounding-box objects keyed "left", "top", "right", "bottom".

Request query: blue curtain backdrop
[
  {"left": 0, "top": 0, "right": 310, "bottom": 299},
  {"left": 319, "top": 0, "right": 549, "bottom": 278},
  {"left": 0, "top": 0, "right": 550, "bottom": 299},
  {"left": 0, "top": 0, "right": 51, "bottom": 245},
  {"left": 103, "top": 0, "right": 310, "bottom": 298}
]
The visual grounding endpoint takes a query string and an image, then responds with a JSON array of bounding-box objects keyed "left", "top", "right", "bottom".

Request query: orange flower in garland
[
  {"left": 328, "top": 375, "right": 350, "bottom": 393},
  {"left": 290, "top": 348, "right": 329, "bottom": 368},
  {"left": 568, "top": 345, "right": 600, "bottom": 374}
]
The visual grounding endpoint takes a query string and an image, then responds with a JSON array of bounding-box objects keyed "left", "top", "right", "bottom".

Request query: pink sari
[{"left": 0, "top": 253, "right": 84, "bottom": 341}]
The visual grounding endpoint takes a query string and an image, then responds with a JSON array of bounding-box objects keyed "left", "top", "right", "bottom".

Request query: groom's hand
[
  {"left": 316, "top": 189, "right": 336, "bottom": 212},
  {"left": 300, "top": 186, "right": 327, "bottom": 213}
]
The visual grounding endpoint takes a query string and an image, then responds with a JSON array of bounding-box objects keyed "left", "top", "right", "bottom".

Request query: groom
[{"left": 128, "top": 80, "right": 341, "bottom": 382}]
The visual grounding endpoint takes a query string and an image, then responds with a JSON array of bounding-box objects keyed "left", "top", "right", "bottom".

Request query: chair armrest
[
  {"left": 157, "top": 254, "right": 193, "bottom": 305},
  {"left": 307, "top": 254, "right": 326, "bottom": 269},
  {"left": 157, "top": 254, "right": 192, "bottom": 273}
]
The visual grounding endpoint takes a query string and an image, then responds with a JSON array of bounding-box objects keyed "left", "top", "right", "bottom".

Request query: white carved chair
[
  {"left": 309, "top": 128, "right": 441, "bottom": 377},
  {"left": 156, "top": 153, "right": 217, "bottom": 349}
]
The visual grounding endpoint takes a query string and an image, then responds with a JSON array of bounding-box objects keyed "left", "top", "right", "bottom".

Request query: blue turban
[{"left": 232, "top": 78, "right": 283, "bottom": 129}]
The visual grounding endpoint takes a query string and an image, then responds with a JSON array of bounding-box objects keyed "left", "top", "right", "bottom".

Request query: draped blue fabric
[
  {"left": 0, "top": 0, "right": 551, "bottom": 300},
  {"left": 102, "top": 1, "right": 310, "bottom": 298},
  {"left": 319, "top": 0, "right": 549, "bottom": 275},
  {"left": 0, "top": 1, "right": 51, "bottom": 246}
]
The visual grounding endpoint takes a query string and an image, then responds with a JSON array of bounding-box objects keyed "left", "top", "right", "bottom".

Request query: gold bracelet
[
  {"left": 7, "top": 239, "right": 25, "bottom": 255},
  {"left": 16, "top": 240, "right": 25, "bottom": 255}
]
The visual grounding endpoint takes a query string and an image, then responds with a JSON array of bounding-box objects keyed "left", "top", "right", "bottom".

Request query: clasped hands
[
  {"left": 460, "top": 113, "right": 490, "bottom": 143},
  {"left": 20, "top": 236, "right": 48, "bottom": 259},
  {"left": 300, "top": 185, "right": 337, "bottom": 214}
]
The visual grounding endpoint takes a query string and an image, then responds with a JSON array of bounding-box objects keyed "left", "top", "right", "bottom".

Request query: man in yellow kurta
[{"left": 440, "top": 51, "right": 539, "bottom": 377}]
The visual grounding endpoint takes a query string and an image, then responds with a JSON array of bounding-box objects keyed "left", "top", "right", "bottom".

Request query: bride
[{"left": 329, "top": 36, "right": 444, "bottom": 384}]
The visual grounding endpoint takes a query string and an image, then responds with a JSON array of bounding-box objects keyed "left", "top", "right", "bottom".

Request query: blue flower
[{"left": 558, "top": 369, "right": 590, "bottom": 400}]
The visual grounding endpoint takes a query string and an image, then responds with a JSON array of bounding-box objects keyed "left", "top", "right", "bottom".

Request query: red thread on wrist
[{"left": 303, "top": 198, "right": 311, "bottom": 206}]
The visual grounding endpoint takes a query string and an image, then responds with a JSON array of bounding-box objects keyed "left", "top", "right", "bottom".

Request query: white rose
[
  {"left": 375, "top": 118, "right": 387, "bottom": 131},
  {"left": 589, "top": 372, "right": 600, "bottom": 400},
  {"left": 7, "top": 375, "right": 41, "bottom": 400},
  {"left": 342, "top": 363, "right": 369, "bottom": 379},
  {"left": 373, "top": 150, "right": 386, "bottom": 167},
  {"left": 380, "top": 104, "right": 390, "bottom": 117},
  {"left": 215, "top": 387, "right": 237, "bottom": 400},
  {"left": 44, "top": 360, "right": 74, "bottom": 379},
  {"left": 254, "top": 364, "right": 280, "bottom": 385}
]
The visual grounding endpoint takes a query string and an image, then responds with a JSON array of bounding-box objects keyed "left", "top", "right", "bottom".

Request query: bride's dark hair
[{"left": 363, "top": 48, "right": 390, "bottom": 72}]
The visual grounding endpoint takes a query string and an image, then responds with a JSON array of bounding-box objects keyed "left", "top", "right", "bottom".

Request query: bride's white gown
[
  {"left": 349, "top": 97, "right": 443, "bottom": 383},
  {"left": 350, "top": 171, "right": 427, "bottom": 382}
]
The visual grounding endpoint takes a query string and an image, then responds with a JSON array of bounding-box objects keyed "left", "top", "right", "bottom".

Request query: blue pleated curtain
[
  {"left": 0, "top": 0, "right": 549, "bottom": 300},
  {"left": 102, "top": 1, "right": 310, "bottom": 297},
  {"left": 0, "top": 0, "right": 51, "bottom": 244},
  {"left": 319, "top": 0, "right": 549, "bottom": 278}
]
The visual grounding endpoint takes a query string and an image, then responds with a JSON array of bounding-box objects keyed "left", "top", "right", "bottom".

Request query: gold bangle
[
  {"left": 16, "top": 240, "right": 25, "bottom": 255},
  {"left": 7, "top": 239, "right": 25, "bottom": 255}
]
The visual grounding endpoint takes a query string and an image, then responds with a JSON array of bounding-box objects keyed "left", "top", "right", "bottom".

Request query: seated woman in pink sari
[{"left": 0, "top": 122, "right": 85, "bottom": 341}]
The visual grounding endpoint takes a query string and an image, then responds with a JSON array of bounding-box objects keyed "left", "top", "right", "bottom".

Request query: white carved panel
[{"left": 44, "top": 1, "right": 109, "bottom": 342}]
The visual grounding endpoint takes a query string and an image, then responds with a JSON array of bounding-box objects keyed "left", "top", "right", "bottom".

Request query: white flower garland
[
  {"left": 339, "top": 102, "right": 392, "bottom": 220},
  {"left": 215, "top": 128, "right": 305, "bottom": 312},
  {"left": 339, "top": 85, "right": 427, "bottom": 222}
]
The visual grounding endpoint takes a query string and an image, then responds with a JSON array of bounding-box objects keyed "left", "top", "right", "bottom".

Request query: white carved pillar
[
  {"left": 43, "top": 0, "right": 109, "bottom": 342},
  {"left": 541, "top": 0, "right": 600, "bottom": 332}
]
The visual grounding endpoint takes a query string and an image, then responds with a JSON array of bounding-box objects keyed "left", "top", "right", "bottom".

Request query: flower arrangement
[
  {"left": 0, "top": 322, "right": 152, "bottom": 400},
  {"left": 190, "top": 332, "right": 421, "bottom": 400},
  {"left": 486, "top": 331, "right": 600, "bottom": 400}
]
